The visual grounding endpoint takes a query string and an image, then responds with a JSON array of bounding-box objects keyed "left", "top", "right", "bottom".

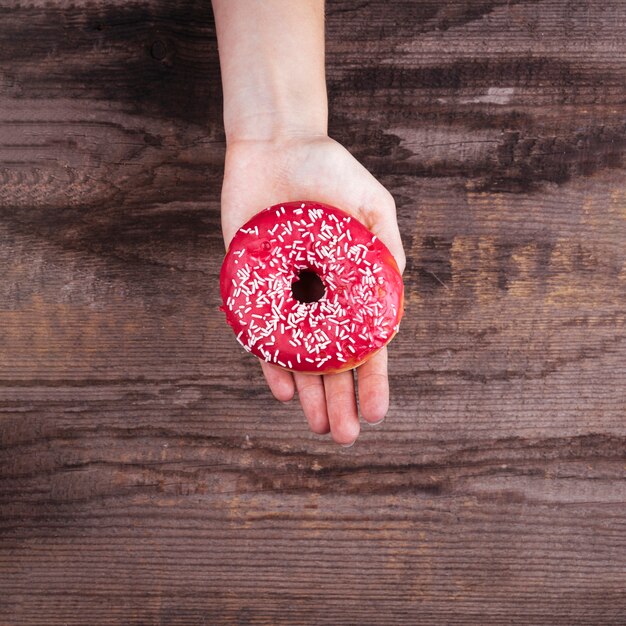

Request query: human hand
[
  {"left": 221, "top": 135, "right": 406, "bottom": 445},
  {"left": 212, "top": 0, "right": 405, "bottom": 445}
]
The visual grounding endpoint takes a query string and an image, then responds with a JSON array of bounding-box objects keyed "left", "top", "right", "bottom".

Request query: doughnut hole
[{"left": 291, "top": 269, "right": 325, "bottom": 304}]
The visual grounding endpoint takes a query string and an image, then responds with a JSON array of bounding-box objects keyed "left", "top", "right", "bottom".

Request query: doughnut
[{"left": 220, "top": 200, "right": 404, "bottom": 374}]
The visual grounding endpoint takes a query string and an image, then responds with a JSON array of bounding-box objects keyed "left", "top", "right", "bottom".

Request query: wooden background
[{"left": 1, "top": 1, "right": 625, "bottom": 624}]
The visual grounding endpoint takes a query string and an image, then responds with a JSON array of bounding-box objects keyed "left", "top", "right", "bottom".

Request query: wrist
[
  {"left": 223, "top": 89, "right": 328, "bottom": 145},
  {"left": 212, "top": 0, "right": 328, "bottom": 144}
]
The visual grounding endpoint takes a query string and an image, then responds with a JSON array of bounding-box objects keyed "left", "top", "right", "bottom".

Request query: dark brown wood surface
[{"left": 1, "top": 1, "right": 625, "bottom": 624}]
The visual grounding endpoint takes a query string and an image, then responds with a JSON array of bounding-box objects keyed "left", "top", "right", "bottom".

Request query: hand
[{"left": 221, "top": 134, "right": 406, "bottom": 446}]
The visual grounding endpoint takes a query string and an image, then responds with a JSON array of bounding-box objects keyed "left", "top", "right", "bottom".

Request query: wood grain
[{"left": 1, "top": 1, "right": 625, "bottom": 624}]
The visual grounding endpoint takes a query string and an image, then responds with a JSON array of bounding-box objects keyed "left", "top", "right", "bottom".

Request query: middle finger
[
  {"left": 294, "top": 372, "right": 330, "bottom": 434},
  {"left": 323, "top": 370, "right": 360, "bottom": 446}
]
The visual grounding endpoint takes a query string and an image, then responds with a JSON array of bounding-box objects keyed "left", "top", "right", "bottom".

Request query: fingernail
[
  {"left": 367, "top": 417, "right": 385, "bottom": 426},
  {"left": 341, "top": 440, "right": 356, "bottom": 448}
]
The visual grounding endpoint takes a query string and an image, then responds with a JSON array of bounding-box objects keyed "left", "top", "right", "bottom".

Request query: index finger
[{"left": 356, "top": 347, "right": 389, "bottom": 424}]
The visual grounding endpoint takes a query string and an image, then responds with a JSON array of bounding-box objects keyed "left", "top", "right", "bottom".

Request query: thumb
[
  {"left": 363, "top": 187, "right": 406, "bottom": 275},
  {"left": 336, "top": 178, "right": 406, "bottom": 275},
  {"left": 314, "top": 147, "right": 405, "bottom": 273}
]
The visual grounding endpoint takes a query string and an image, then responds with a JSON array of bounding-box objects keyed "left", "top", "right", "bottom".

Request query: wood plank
[{"left": 1, "top": 1, "right": 625, "bottom": 624}]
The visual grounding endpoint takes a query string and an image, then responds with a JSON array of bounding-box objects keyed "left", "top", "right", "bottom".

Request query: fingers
[
  {"left": 373, "top": 219, "right": 406, "bottom": 275},
  {"left": 333, "top": 167, "right": 405, "bottom": 273},
  {"left": 262, "top": 356, "right": 389, "bottom": 444},
  {"left": 323, "top": 371, "right": 360, "bottom": 446},
  {"left": 260, "top": 361, "right": 295, "bottom": 402},
  {"left": 356, "top": 347, "right": 389, "bottom": 425},
  {"left": 366, "top": 189, "right": 406, "bottom": 275},
  {"left": 263, "top": 364, "right": 359, "bottom": 446},
  {"left": 294, "top": 373, "right": 330, "bottom": 434}
]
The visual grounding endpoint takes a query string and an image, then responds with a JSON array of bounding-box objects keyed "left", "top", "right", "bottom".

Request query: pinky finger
[{"left": 260, "top": 361, "right": 295, "bottom": 402}]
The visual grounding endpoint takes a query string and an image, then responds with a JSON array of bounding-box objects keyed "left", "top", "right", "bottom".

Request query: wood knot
[{"left": 150, "top": 40, "right": 168, "bottom": 61}]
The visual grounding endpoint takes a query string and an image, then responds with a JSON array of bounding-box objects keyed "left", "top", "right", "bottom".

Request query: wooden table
[{"left": 1, "top": 1, "right": 625, "bottom": 624}]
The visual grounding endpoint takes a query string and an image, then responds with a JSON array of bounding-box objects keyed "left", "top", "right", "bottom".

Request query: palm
[{"left": 221, "top": 136, "right": 405, "bottom": 445}]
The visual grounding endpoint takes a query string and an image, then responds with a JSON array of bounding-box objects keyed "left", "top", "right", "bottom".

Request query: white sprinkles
[{"left": 223, "top": 203, "right": 401, "bottom": 370}]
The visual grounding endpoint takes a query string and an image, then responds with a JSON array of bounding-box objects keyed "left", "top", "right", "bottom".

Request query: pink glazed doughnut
[{"left": 220, "top": 201, "right": 404, "bottom": 373}]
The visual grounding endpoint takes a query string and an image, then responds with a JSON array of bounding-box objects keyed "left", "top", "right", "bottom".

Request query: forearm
[{"left": 211, "top": 0, "right": 328, "bottom": 143}]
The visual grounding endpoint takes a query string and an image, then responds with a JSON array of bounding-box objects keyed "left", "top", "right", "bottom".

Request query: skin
[{"left": 212, "top": 0, "right": 406, "bottom": 446}]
